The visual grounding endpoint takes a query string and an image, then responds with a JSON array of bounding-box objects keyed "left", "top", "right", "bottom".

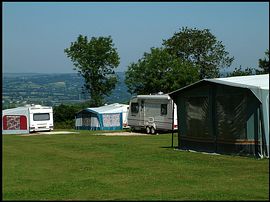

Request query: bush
[
  {"left": 54, "top": 120, "right": 75, "bottom": 129},
  {"left": 53, "top": 103, "right": 87, "bottom": 129}
]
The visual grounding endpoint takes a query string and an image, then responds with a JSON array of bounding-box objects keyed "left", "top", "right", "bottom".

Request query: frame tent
[{"left": 169, "top": 74, "right": 269, "bottom": 158}]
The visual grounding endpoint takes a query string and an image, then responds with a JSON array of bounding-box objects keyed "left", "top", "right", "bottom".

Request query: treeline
[
  {"left": 57, "top": 27, "right": 269, "bottom": 129},
  {"left": 65, "top": 27, "right": 269, "bottom": 108}
]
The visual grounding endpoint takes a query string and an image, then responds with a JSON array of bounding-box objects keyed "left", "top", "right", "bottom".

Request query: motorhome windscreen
[
  {"left": 131, "top": 103, "right": 139, "bottom": 113},
  {"left": 33, "top": 113, "right": 50, "bottom": 121},
  {"left": 161, "top": 104, "right": 167, "bottom": 115}
]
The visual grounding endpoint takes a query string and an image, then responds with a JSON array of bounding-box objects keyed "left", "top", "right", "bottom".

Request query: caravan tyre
[
  {"left": 146, "top": 126, "right": 151, "bottom": 134},
  {"left": 150, "top": 127, "right": 156, "bottom": 134}
]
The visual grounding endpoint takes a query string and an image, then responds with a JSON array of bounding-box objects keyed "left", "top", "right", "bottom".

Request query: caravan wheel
[
  {"left": 150, "top": 127, "right": 156, "bottom": 134},
  {"left": 146, "top": 126, "right": 151, "bottom": 134}
]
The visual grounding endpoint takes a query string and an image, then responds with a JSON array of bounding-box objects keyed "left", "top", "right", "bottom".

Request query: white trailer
[
  {"left": 2, "top": 105, "right": 54, "bottom": 134},
  {"left": 127, "top": 94, "right": 177, "bottom": 134}
]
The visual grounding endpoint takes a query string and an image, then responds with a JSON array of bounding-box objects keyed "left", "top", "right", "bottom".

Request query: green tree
[
  {"left": 53, "top": 104, "right": 76, "bottom": 129},
  {"left": 227, "top": 66, "right": 255, "bottom": 77},
  {"left": 64, "top": 35, "right": 120, "bottom": 107},
  {"left": 256, "top": 49, "right": 269, "bottom": 74},
  {"left": 125, "top": 47, "right": 199, "bottom": 94},
  {"left": 163, "top": 27, "right": 234, "bottom": 79},
  {"left": 53, "top": 103, "right": 88, "bottom": 129}
]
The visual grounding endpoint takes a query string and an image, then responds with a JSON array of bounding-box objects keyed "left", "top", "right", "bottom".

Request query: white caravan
[
  {"left": 28, "top": 105, "right": 54, "bottom": 132},
  {"left": 127, "top": 94, "right": 177, "bottom": 134},
  {"left": 2, "top": 104, "right": 54, "bottom": 134}
]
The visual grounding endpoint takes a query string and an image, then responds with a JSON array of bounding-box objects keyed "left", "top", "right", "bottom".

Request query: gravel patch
[
  {"left": 19, "top": 131, "right": 147, "bottom": 136},
  {"left": 20, "top": 131, "right": 79, "bottom": 136}
]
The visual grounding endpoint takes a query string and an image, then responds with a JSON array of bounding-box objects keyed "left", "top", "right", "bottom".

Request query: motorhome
[
  {"left": 2, "top": 104, "right": 54, "bottom": 134},
  {"left": 127, "top": 94, "right": 177, "bottom": 134}
]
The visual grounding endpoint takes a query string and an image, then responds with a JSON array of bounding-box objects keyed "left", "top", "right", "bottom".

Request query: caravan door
[{"left": 139, "top": 100, "right": 145, "bottom": 127}]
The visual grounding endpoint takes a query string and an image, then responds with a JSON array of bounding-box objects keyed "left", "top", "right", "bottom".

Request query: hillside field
[{"left": 2, "top": 130, "right": 269, "bottom": 200}]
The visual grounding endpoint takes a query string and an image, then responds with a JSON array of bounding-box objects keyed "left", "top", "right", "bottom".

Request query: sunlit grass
[{"left": 3, "top": 131, "right": 269, "bottom": 200}]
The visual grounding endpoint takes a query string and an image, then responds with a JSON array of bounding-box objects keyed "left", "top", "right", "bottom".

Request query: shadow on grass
[{"left": 160, "top": 146, "right": 178, "bottom": 149}]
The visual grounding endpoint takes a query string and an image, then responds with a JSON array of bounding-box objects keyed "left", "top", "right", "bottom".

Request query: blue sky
[{"left": 3, "top": 2, "right": 269, "bottom": 73}]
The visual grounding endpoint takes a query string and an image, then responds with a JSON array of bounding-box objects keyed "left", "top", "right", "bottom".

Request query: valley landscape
[{"left": 2, "top": 72, "right": 131, "bottom": 109}]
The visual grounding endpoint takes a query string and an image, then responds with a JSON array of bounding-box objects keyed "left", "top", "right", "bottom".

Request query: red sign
[{"left": 3, "top": 115, "right": 27, "bottom": 130}]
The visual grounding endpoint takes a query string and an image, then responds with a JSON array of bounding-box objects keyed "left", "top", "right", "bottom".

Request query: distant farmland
[{"left": 3, "top": 72, "right": 131, "bottom": 108}]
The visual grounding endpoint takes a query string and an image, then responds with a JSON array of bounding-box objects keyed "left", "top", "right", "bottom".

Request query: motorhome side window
[
  {"left": 131, "top": 103, "right": 139, "bottom": 113},
  {"left": 161, "top": 104, "right": 167, "bottom": 115},
  {"left": 33, "top": 113, "right": 50, "bottom": 121},
  {"left": 141, "top": 100, "right": 144, "bottom": 111}
]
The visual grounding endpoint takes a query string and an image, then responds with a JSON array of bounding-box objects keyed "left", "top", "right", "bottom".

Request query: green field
[{"left": 2, "top": 131, "right": 269, "bottom": 200}]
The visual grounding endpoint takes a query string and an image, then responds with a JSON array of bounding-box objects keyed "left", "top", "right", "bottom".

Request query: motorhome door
[{"left": 139, "top": 100, "right": 145, "bottom": 126}]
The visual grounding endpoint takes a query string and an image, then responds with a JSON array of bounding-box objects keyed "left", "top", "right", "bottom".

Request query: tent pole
[
  {"left": 212, "top": 85, "right": 217, "bottom": 153},
  {"left": 171, "top": 100, "right": 174, "bottom": 148},
  {"left": 259, "top": 104, "right": 266, "bottom": 158}
]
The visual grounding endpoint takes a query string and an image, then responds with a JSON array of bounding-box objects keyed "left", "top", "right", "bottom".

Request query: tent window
[
  {"left": 81, "top": 112, "right": 91, "bottom": 126},
  {"left": 185, "top": 96, "right": 210, "bottom": 138},
  {"left": 216, "top": 94, "right": 247, "bottom": 141}
]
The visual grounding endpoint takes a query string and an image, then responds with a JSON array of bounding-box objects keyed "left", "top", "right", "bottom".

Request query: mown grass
[{"left": 2, "top": 131, "right": 269, "bottom": 200}]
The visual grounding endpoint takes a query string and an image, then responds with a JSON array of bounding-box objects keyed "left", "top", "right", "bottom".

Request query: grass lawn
[{"left": 2, "top": 130, "right": 269, "bottom": 200}]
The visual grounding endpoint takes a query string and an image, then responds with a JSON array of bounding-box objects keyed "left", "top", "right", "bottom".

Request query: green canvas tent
[{"left": 169, "top": 74, "right": 269, "bottom": 158}]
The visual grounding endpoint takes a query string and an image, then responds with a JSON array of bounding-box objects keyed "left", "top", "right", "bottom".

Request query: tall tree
[
  {"left": 64, "top": 35, "right": 120, "bottom": 106},
  {"left": 256, "top": 49, "right": 269, "bottom": 74},
  {"left": 163, "top": 27, "right": 234, "bottom": 79},
  {"left": 125, "top": 47, "right": 199, "bottom": 95}
]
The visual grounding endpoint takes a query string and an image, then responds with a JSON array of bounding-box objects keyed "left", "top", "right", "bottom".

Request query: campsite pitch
[{"left": 3, "top": 131, "right": 269, "bottom": 200}]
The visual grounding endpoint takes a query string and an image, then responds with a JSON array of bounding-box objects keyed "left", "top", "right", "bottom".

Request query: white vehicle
[
  {"left": 2, "top": 104, "right": 54, "bottom": 134},
  {"left": 127, "top": 94, "right": 177, "bottom": 134},
  {"left": 28, "top": 105, "right": 54, "bottom": 132}
]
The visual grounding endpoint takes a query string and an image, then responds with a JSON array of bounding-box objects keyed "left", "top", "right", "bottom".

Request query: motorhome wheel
[{"left": 146, "top": 126, "right": 151, "bottom": 134}]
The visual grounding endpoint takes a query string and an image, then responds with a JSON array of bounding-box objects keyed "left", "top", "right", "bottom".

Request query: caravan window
[
  {"left": 33, "top": 113, "right": 50, "bottom": 121},
  {"left": 131, "top": 103, "right": 139, "bottom": 113},
  {"left": 161, "top": 104, "right": 167, "bottom": 115}
]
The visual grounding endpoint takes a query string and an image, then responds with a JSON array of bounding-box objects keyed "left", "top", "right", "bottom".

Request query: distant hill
[{"left": 3, "top": 72, "right": 132, "bottom": 108}]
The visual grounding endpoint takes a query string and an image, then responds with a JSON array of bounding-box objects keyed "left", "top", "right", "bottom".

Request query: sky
[{"left": 3, "top": 2, "right": 269, "bottom": 74}]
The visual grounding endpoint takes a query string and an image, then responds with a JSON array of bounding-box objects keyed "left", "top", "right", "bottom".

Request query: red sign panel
[{"left": 3, "top": 115, "right": 28, "bottom": 130}]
